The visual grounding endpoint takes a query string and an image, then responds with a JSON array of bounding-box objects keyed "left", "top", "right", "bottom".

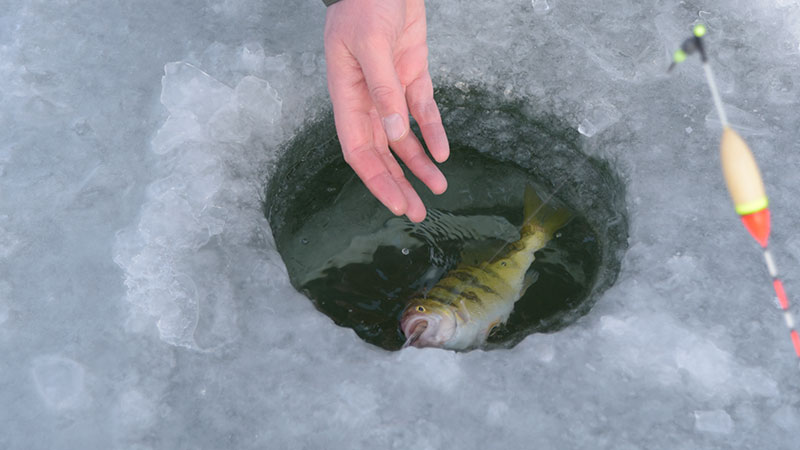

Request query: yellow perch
[{"left": 401, "top": 185, "right": 572, "bottom": 350}]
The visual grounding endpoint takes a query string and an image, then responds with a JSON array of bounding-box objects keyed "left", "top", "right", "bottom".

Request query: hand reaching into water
[{"left": 324, "top": 0, "right": 449, "bottom": 222}]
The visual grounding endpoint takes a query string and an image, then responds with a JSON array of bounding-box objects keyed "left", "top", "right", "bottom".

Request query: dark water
[
  {"left": 272, "top": 145, "right": 601, "bottom": 351},
  {"left": 265, "top": 86, "right": 628, "bottom": 352}
]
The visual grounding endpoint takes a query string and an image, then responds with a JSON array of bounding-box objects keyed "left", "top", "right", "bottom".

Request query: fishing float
[{"left": 670, "top": 24, "right": 800, "bottom": 360}]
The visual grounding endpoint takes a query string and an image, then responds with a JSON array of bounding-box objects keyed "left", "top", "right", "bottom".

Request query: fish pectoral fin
[
  {"left": 522, "top": 268, "right": 540, "bottom": 294},
  {"left": 456, "top": 300, "right": 471, "bottom": 323},
  {"left": 485, "top": 319, "right": 502, "bottom": 339}
]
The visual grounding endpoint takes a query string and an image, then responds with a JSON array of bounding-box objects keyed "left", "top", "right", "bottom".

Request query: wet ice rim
[{"left": 266, "top": 85, "right": 629, "bottom": 350}]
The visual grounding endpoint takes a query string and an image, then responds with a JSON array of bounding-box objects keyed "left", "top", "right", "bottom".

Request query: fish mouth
[
  {"left": 402, "top": 319, "right": 429, "bottom": 348},
  {"left": 400, "top": 309, "right": 457, "bottom": 348}
]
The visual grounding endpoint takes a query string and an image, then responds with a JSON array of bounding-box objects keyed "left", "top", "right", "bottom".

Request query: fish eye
[{"left": 416, "top": 306, "right": 425, "bottom": 312}]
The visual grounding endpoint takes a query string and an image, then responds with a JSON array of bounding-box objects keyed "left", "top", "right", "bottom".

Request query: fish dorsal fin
[
  {"left": 523, "top": 184, "right": 573, "bottom": 236},
  {"left": 458, "top": 237, "right": 515, "bottom": 266}
]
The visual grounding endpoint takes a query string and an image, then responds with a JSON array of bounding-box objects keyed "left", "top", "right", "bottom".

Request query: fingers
[
  {"left": 406, "top": 73, "right": 450, "bottom": 163},
  {"left": 396, "top": 179, "right": 426, "bottom": 222},
  {"left": 359, "top": 45, "right": 448, "bottom": 202},
  {"left": 357, "top": 41, "right": 411, "bottom": 143},
  {"left": 390, "top": 132, "right": 448, "bottom": 196},
  {"left": 358, "top": 42, "right": 448, "bottom": 198},
  {"left": 323, "top": 2, "right": 440, "bottom": 222},
  {"left": 370, "top": 109, "right": 427, "bottom": 222},
  {"left": 326, "top": 39, "right": 409, "bottom": 217},
  {"left": 344, "top": 140, "right": 408, "bottom": 217}
]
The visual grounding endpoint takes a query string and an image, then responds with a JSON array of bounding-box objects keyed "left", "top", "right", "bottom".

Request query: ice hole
[{"left": 265, "top": 86, "right": 628, "bottom": 350}]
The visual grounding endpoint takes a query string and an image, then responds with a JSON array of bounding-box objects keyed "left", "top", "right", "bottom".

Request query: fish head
[{"left": 400, "top": 298, "right": 458, "bottom": 348}]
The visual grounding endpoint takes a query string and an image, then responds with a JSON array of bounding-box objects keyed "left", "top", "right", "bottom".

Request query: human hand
[{"left": 324, "top": 0, "right": 449, "bottom": 222}]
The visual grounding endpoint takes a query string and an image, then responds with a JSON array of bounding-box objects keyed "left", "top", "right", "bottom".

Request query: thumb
[{"left": 358, "top": 42, "right": 409, "bottom": 143}]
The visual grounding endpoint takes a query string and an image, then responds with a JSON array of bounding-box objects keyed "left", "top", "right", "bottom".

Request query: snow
[{"left": 2, "top": 0, "right": 800, "bottom": 449}]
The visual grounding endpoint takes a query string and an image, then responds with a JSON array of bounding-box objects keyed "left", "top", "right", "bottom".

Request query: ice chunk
[
  {"left": 207, "top": 104, "right": 249, "bottom": 143},
  {"left": 186, "top": 247, "right": 239, "bottom": 351},
  {"left": 235, "top": 76, "right": 281, "bottom": 125},
  {"left": 116, "top": 58, "right": 282, "bottom": 349},
  {"left": 694, "top": 409, "right": 734, "bottom": 434},
  {"left": 150, "top": 114, "right": 206, "bottom": 155},
  {"left": 31, "top": 356, "right": 86, "bottom": 410},
  {"left": 531, "top": 0, "right": 551, "bottom": 15},
  {"left": 208, "top": 75, "right": 281, "bottom": 143},
  {"left": 154, "top": 286, "right": 199, "bottom": 347},
  {"left": 239, "top": 42, "right": 268, "bottom": 73},
  {"left": 137, "top": 191, "right": 209, "bottom": 249},
  {"left": 578, "top": 100, "right": 620, "bottom": 137},
  {"left": 675, "top": 338, "right": 733, "bottom": 391},
  {"left": 160, "top": 62, "right": 232, "bottom": 123}
]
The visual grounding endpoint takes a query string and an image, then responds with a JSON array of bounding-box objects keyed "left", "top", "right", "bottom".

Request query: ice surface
[{"left": 3, "top": 0, "right": 800, "bottom": 448}]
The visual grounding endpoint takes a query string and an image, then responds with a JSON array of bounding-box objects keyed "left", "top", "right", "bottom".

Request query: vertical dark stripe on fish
[
  {"left": 472, "top": 282, "right": 499, "bottom": 296},
  {"left": 424, "top": 292, "right": 455, "bottom": 305},
  {"left": 458, "top": 289, "right": 483, "bottom": 306},
  {"left": 446, "top": 269, "right": 479, "bottom": 284},
  {"left": 431, "top": 284, "right": 483, "bottom": 305},
  {"left": 448, "top": 270, "right": 500, "bottom": 295},
  {"left": 476, "top": 265, "right": 504, "bottom": 283}
]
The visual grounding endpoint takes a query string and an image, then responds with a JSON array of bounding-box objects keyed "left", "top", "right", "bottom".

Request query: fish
[{"left": 400, "top": 185, "right": 572, "bottom": 350}]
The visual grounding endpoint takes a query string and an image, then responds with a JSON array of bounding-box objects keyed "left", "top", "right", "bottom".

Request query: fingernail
[{"left": 383, "top": 114, "right": 407, "bottom": 142}]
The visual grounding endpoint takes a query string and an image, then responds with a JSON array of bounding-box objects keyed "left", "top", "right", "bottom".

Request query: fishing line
[{"left": 703, "top": 63, "right": 728, "bottom": 128}]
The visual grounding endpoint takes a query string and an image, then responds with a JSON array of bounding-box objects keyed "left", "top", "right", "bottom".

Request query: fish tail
[{"left": 522, "top": 184, "right": 572, "bottom": 237}]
